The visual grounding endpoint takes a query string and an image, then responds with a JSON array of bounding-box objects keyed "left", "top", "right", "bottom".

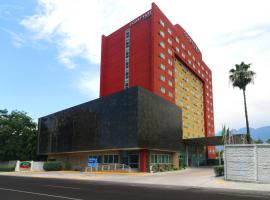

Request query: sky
[{"left": 1, "top": 0, "right": 270, "bottom": 132}]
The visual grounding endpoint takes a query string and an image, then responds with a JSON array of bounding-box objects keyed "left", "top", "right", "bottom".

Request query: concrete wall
[{"left": 225, "top": 144, "right": 270, "bottom": 183}]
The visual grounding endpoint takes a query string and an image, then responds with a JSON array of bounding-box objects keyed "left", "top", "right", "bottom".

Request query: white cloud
[
  {"left": 1, "top": 28, "right": 25, "bottom": 48},
  {"left": 21, "top": 0, "right": 270, "bottom": 130},
  {"left": 75, "top": 70, "right": 100, "bottom": 98}
]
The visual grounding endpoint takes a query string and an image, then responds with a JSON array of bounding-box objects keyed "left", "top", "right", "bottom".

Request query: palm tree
[{"left": 229, "top": 62, "right": 256, "bottom": 144}]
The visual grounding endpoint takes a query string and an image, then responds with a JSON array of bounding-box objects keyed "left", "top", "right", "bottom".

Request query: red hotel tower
[{"left": 100, "top": 3, "right": 216, "bottom": 159}]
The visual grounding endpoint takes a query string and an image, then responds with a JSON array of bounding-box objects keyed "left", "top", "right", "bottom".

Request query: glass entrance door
[{"left": 128, "top": 154, "right": 139, "bottom": 168}]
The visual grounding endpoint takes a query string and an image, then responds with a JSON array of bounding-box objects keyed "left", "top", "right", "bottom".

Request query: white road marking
[
  {"left": 0, "top": 187, "right": 83, "bottom": 200},
  {"left": 45, "top": 185, "right": 81, "bottom": 190}
]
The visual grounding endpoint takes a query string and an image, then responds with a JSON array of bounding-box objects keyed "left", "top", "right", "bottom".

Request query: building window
[
  {"left": 167, "top": 28, "right": 172, "bottom": 35},
  {"left": 103, "top": 154, "right": 119, "bottom": 163},
  {"left": 181, "top": 42, "right": 185, "bottom": 49},
  {"left": 188, "top": 60, "right": 191, "bottom": 64},
  {"left": 160, "top": 30, "right": 165, "bottom": 37},
  {"left": 124, "top": 29, "right": 130, "bottom": 89},
  {"left": 168, "top": 38, "right": 172, "bottom": 45},
  {"left": 160, "top": 19, "right": 165, "bottom": 27},
  {"left": 168, "top": 59, "right": 172, "bottom": 66},
  {"left": 160, "top": 75, "right": 165, "bottom": 82},
  {"left": 168, "top": 80, "right": 173, "bottom": 87},
  {"left": 160, "top": 41, "right": 165, "bottom": 48},
  {"left": 188, "top": 50, "right": 191, "bottom": 56},
  {"left": 168, "top": 69, "right": 173, "bottom": 76},
  {"left": 150, "top": 154, "right": 172, "bottom": 164},
  {"left": 168, "top": 48, "right": 172, "bottom": 56},
  {"left": 175, "top": 47, "right": 179, "bottom": 53},
  {"left": 175, "top": 36, "right": 179, "bottom": 43},
  {"left": 181, "top": 53, "right": 185, "bottom": 58},
  {"left": 160, "top": 63, "right": 165, "bottom": 70},
  {"left": 160, "top": 87, "right": 166, "bottom": 94},
  {"left": 168, "top": 92, "right": 173, "bottom": 98},
  {"left": 160, "top": 53, "right": 165, "bottom": 59}
]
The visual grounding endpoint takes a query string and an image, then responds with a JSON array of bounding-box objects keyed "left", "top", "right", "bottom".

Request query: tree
[
  {"left": 0, "top": 109, "right": 37, "bottom": 161},
  {"left": 229, "top": 62, "right": 255, "bottom": 144},
  {"left": 266, "top": 139, "right": 270, "bottom": 144},
  {"left": 254, "top": 139, "right": 263, "bottom": 144}
]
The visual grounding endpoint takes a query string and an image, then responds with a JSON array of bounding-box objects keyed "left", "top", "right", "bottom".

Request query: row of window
[
  {"left": 124, "top": 29, "right": 130, "bottom": 89},
  {"left": 89, "top": 155, "right": 119, "bottom": 164},
  {"left": 159, "top": 21, "right": 212, "bottom": 82},
  {"left": 160, "top": 75, "right": 173, "bottom": 86},
  {"left": 160, "top": 87, "right": 173, "bottom": 98},
  {"left": 150, "top": 154, "right": 172, "bottom": 164},
  {"left": 159, "top": 63, "right": 173, "bottom": 76}
]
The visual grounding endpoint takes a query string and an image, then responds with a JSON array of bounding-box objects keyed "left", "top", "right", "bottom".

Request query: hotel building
[{"left": 100, "top": 3, "right": 215, "bottom": 158}]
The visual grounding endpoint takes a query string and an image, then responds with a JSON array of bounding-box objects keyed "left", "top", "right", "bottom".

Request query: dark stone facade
[{"left": 38, "top": 87, "right": 183, "bottom": 155}]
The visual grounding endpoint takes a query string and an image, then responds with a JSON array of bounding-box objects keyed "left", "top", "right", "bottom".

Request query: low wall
[
  {"left": 15, "top": 161, "right": 45, "bottom": 172},
  {"left": 224, "top": 144, "right": 270, "bottom": 183}
]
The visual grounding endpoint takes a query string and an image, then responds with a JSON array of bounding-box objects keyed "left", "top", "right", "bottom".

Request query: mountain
[{"left": 216, "top": 126, "right": 270, "bottom": 142}]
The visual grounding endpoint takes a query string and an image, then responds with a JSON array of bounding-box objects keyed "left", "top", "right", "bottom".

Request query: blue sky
[
  {"left": 0, "top": 0, "right": 99, "bottom": 121},
  {"left": 1, "top": 0, "right": 270, "bottom": 130}
]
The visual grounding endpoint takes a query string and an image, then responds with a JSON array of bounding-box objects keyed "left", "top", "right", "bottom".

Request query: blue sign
[{"left": 88, "top": 158, "right": 98, "bottom": 167}]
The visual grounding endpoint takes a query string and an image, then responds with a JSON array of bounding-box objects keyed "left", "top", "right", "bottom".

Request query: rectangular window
[
  {"left": 167, "top": 28, "right": 172, "bottom": 35},
  {"left": 160, "top": 75, "right": 165, "bottom": 82},
  {"left": 188, "top": 50, "right": 191, "bottom": 56},
  {"left": 124, "top": 29, "right": 130, "bottom": 89},
  {"left": 160, "top": 53, "right": 165, "bottom": 59},
  {"left": 168, "top": 38, "right": 172, "bottom": 45},
  {"left": 160, "top": 19, "right": 165, "bottom": 27},
  {"left": 168, "top": 80, "right": 173, "bottom": 87},
  {"left": 175, "top": 36, "right": 179, "bottom": 43},
  {"left": 175, "top": 47, "right": 179, "bottom": 53},
  {"left": 160, "top": 63, "right": 165, "bottom": 70},
  {"left": 160, "top": 41, "right": 165, "bottom": 48},
  {"left": 103, "top": 154, "right": 119, "bottom": 163},
  {"left": 168, "top": 48, "right": 172, "bottom": 55},
  {"left": 160, "top": 30, "right": 165, "bottom": 37},
  {"left": 160, "top": 87, "right": 165, "bottom": 94},
  {"left": 181, "top": 42, "right": 185, "bottom": 49},
  {"left": 168, "top": 70, "right": 173, "bottom": 76},
  {"left": 168, "top": 59, "right": 172, "bottom": 66},
  {"left": 181, "top": 53, "right": 185, "bottom": 58}
]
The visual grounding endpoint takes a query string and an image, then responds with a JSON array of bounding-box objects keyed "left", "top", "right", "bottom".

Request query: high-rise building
[{"left": 100, "top": 3, "right": 215, "bottom": 159}]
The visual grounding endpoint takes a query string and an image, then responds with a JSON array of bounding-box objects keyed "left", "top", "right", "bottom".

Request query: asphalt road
[{"left": 0, "top": 175, "right": 269, "bottom": 200}]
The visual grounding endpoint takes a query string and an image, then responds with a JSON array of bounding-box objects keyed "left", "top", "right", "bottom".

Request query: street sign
[{"left": 88, "top": 157, "right": 98, "bottom": 167}]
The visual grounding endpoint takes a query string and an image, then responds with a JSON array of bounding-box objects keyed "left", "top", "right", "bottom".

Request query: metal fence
[
  {"left": 85, "top": 164, "right": 131, "bottom": 172},
  {"left": 224, "top": 144, "right": 270, "bottom": 183}
]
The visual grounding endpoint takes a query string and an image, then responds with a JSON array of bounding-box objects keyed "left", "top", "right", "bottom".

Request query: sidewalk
[{"left": 1, "top": 168, "right": 270, "bottom": 193}]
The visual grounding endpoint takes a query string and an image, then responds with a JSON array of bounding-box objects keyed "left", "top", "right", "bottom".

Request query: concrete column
[{"left": 172, "top": 152, "right": 180, "bottom": 169}]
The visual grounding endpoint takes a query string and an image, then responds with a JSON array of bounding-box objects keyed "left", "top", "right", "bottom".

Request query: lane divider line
[
  {"left": 0, "top": 187, "right": 84, "bottom": 200},
  {"left": 45, "top": 185, "right": 81, "bottom": 190}
]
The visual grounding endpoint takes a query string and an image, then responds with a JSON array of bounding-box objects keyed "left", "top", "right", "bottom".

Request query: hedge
[
  {"left": 0, "top": 166, "right": 15, "bottom": 172},
  {"left": 213, "top": 165, "right": 224, "bottom": 177},
  {"left": 43, "top": 161, "right": 62, "bottom": 171}
]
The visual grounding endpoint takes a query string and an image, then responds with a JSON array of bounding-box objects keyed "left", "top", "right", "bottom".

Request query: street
[{"left": 0, "top": 175, "right": 269, "bottom": 200}]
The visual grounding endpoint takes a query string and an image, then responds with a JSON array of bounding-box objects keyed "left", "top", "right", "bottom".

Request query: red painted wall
[
  {"left": 139, "top": 149, "right": 148, "bottom": 172},
  {"left": 100, "top": 2, "right": 216, "bottom": 159}
]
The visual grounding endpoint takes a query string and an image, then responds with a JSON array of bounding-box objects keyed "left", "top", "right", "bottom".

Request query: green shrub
[
  {"left": 213, "top": 165, "right": 224, "bottom": 177},
  {"left": 0, "top": 166, "right": 15, "bottom": 172},
  {"left": 43, "top": 161, "right": 62, "bottom": 171},
  {"left": 63, "top": 162, "right": 72, "bottom": 170}
]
